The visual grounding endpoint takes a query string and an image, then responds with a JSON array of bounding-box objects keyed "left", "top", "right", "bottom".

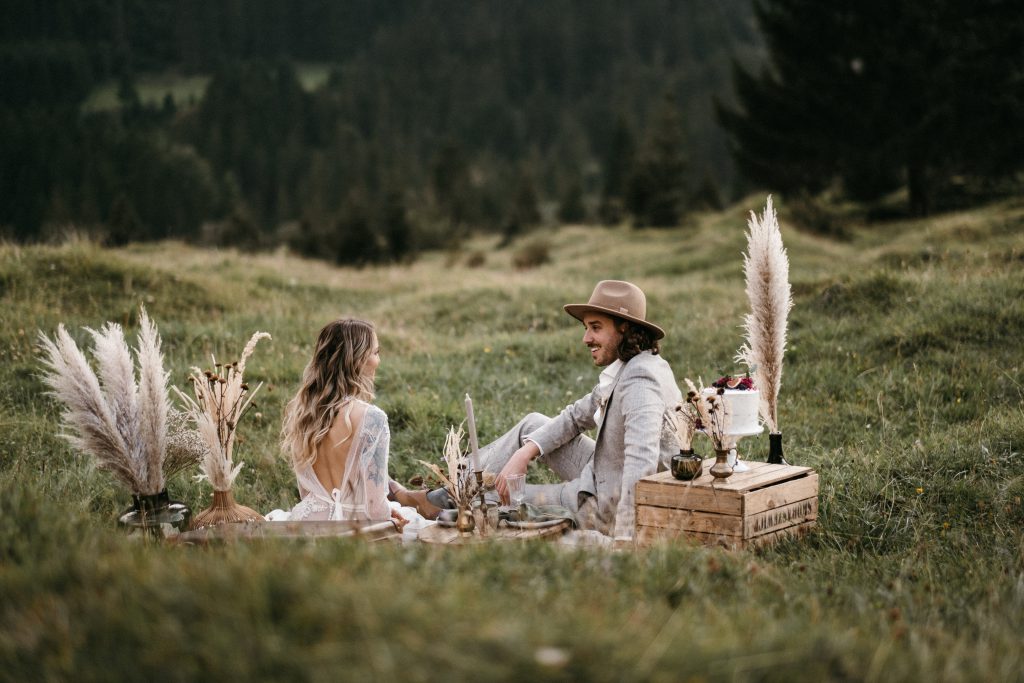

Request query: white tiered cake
[{"left": 702, "top": 388, "right": 762, "bottom": 436}]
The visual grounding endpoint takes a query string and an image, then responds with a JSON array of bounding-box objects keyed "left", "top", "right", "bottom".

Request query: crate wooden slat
[
  {"left": 635, "top": 459, "right": 818, "bottom": 549},
  {"left": 636, "top": 519, "right": 815, "bottom": 550}
]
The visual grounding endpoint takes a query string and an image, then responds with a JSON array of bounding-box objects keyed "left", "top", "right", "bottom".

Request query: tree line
[
  {"left": 0, "top": 0, "right": 761, "bottom": 263},
  {"left": 1, "top": 0, "right": 1019, "bottom": 264}
]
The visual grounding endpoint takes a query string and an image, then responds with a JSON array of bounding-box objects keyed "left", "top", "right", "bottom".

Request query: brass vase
[
  {"left": 118, "top": 489, "right": 191, "bottom": 539},
  {"left": 456, "top": 506, "right": 475, "bottom": 533},
  {"left": 709, "top": 449, "right": 734, "bottom": 480},
  {"left": 190, "top": 490, "right": 263, "bottom": 530},
  {"left": 670, "top": 449, "right": 703, "bottom": 480}
]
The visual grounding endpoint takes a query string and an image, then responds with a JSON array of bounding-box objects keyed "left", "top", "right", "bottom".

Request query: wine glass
[{"left": 506, "top": 473, "right": 526, "bottom": 510}]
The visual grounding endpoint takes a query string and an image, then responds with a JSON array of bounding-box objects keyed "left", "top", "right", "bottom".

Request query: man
[{"left": 480, "top": 279, "right": 682, "bottom": 541}]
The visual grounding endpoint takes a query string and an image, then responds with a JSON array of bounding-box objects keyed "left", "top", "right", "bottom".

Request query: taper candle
[{"left": 465, "top": 393, "right": 481, "bottom": 472}]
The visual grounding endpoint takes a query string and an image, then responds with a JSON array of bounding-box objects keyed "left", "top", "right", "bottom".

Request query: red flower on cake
[{"left": 711, "top": 375, "right": 755, "bottom": 390}]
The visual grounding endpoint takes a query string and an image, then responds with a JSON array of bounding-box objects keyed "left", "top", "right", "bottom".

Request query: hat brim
[{"left": 563, "top": 303, "right": 665, "bottom": 339}]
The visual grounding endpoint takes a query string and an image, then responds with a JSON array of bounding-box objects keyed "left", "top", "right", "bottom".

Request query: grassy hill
[{"left": 2, "top": 196, "right": 1023, "bottom": 680}]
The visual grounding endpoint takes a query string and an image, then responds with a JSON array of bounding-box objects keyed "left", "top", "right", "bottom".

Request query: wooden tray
[
  {"left": 417, "top": 518, "right": 571, "bottom": 545},
  {"left": 175, "top": 519, "right": 401, "bottom": 545}
]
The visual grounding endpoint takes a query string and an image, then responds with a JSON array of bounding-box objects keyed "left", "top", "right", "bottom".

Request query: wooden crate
[{"left": 635, "top": 459, "right": 818, "bottom": 549}]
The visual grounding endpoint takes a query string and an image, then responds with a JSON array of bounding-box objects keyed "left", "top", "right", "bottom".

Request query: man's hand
[{"left": 495, "top": 442, "right": 539, "bottom": 504}]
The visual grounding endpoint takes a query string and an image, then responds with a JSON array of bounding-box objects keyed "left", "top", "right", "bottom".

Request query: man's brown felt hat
[{"left": 563, "top": 280, "right": 665, "bottom": 339}]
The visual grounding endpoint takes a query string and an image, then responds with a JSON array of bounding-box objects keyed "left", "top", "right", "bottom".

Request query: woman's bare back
[{"left": 311, "top": 401, "right": 367, "bottom": 492}]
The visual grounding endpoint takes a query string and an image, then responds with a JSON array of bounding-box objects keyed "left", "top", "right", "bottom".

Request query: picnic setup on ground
[{"left": 37, "top": 197, "right": 817, "bottom": 550}]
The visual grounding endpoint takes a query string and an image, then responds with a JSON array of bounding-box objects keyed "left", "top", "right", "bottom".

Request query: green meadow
[{"left": 2, "top": 196, "right": 1023, "bottom": 681}]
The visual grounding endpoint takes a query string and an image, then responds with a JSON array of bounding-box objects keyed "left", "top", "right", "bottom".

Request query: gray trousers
[{"left": 479, "top": 412, "right": 597, "bottom": 512}]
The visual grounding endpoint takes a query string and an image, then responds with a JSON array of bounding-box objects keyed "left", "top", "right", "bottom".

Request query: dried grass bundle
[
  {"left": 417, "top": 424, "right": 478, "bottom": 509},
  {"left": 135, "top": 309, "right": 169, "bottom": 494},
  {"left": 735, "top": 196, "right": 793, "bottom": 433},
  {"left": 685, "top": 378, "right": 733, "bottom": 451},
  {"left": 37, "top": 308, "right": 175, "bottom": 495},
  {"left": 175, "top": 331, "right": 271, "bottom": 491},
  {"left": 164, "top": 408, "right": 209, "bottom": 478},
  {"left": 667, "top": 400, "right": 698, "bottom": 451}
]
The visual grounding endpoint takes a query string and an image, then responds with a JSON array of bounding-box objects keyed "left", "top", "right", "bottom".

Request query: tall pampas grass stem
[
  {"left": 37, "top": 307, "right": 198, "bottom": 496},
  {"left": 735, "top": 196, "right": 793, "bottom": 433}
]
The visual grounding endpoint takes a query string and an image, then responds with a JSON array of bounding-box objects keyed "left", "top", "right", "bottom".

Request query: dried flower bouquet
[
  {"left": 685, "top": 378, "right": 735, "bottom": 452},
  {"left": 38, "top": 307, "right": 202, "bottom": 497},
  {"left": 175, "top": 331, "right": 270, "bottom": 527},
  {"left": 668, "top": 400, "right": 698, "bottom": 451},
  {"left": 417, "top": 424, "right": 479, "bottom": 510}
]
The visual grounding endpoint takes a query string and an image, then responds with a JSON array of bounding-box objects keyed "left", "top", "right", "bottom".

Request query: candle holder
[{"left": 473, "top": 471, "right": 491, "bottom": 535}]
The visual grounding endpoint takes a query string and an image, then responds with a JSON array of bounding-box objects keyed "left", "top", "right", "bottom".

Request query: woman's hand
[
  {"left": 494, "top": 442, "right": 538, "bottom": 504},
  {"left": 390, "top": 507, "right": 409, "bottom": 529}
]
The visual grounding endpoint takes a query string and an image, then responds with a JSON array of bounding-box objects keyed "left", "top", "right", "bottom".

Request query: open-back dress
[{"left": 284, "top": 400, "right": 392, "bottom": 521}]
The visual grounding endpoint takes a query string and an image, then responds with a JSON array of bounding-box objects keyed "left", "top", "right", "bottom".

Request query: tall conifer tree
[
  {"left": 627, "top": 93, "right": 689, "bottom": 227},
  {"left": 718, "top": 0, "right": 1024, "bottom": 215}
]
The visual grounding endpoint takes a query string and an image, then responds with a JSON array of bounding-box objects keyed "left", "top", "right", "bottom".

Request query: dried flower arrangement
[
  {"left": 668, "top": 400, "right": 698, "bottom": 451},
  {"left": 685, "top": 378, "right": 734, "bottom": 452},
  {"left": 37, "top": 308, "right": 202, "bottom": 497},
  {"left": 734, "top": 196, "right": 793, "bottom": 434},
  {"left": 417, "top": 424, "right": 479, "bottom": 511},
  {"left": 175, "top": 331, "right": 271, "bottom": 527},
  {"left": 165, "top": 407, "right": 212, "bottom": 474}
]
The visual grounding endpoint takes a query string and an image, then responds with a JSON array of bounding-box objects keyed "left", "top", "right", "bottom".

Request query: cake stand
[{"left": 727, "top": 424, "right": 764, "bottom": 472}]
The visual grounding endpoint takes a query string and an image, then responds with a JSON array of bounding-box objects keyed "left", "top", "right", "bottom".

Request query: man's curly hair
[{"left": 611, "top": 316, "right": 660, "bottom": 361}]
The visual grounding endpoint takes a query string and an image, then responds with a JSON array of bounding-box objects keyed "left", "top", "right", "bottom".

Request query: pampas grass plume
[
  {"left": 736, "top": 196, "right": 793, "bottom": 433},
  {"left": 38, "top": 309, "right": 177, "bottom": 496}
]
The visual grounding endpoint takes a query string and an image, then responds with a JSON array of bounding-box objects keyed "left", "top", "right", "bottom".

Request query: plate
[
  {"left": 505, "top": 517, "right": 567, "bottom": 530},
  {"left": 435, "top": 509, "right": 459, "bottom": 528}
]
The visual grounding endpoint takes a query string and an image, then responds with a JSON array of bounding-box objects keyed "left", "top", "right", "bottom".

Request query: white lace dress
[{"left": 279, "top": 402, "right": 393, "bottom": 522}]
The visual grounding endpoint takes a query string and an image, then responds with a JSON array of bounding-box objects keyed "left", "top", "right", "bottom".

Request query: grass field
[{"left": 2, "top": 195, "right": 1023, "bottom": 681}]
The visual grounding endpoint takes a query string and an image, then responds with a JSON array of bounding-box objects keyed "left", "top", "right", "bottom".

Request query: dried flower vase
[
  {"left": 709, "top": 449, "right": 734, "bottom": 480},
  {"left": 670, "top": 449, "right": 703, "bottom": 481},
  {"left": 190, "top": 490, "right": 263, "bottom": 529},
  {"left": 767, "top": 432, "right": 789, "bottom": 465},
  {"left": 118, "top": 489, "right": 191, "bottom": 538},
  {"left": 456, "top": 506, "right": 475, "bottom": 533}
]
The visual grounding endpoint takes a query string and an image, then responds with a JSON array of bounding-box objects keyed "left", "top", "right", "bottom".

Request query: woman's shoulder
[
  {"left": 350, "top": 400, "right": 388, "bottom": 428},
  {"left": 363, "top": 402, "right": 387, "bottom": 422}
]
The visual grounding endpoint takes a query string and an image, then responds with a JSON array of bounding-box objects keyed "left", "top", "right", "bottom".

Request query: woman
[{"left": 278, "top": 318, "right": 409, "bottom": 526}]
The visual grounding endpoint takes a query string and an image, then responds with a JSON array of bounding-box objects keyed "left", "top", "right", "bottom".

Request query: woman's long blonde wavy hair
[{"left": 281, "top": 318, "right": 377, "bottom": 471}]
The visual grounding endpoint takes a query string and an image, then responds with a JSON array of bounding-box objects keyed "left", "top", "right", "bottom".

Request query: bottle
[{"left": 768, "top": 432, "right": 789, "bottom": 465}]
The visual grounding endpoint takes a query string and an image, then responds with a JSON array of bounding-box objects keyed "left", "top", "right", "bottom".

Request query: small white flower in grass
[{"left": 534, "top": 646, "right": 569, "bottom": 668}]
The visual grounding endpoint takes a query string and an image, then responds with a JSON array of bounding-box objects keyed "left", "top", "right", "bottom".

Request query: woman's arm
[{"left": 358, "top": 406, "right": 394, "bottom": 520}]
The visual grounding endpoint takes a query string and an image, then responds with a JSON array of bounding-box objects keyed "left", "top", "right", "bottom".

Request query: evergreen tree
[
  {"left": 691, "top": 173, "right": 723, "bottom": 212},
  {"left": 430, "top": 140, "right": 471, "bottom": 228},
  {"left": 500, "top": 166, "right": 542, "bottom": 246},
  {"left": 598, "top": 115, "right": 635, "bottom": 225},
  {"left": 512, "top": 166, "right": 542, "bottom": 228},
  {"left": 718, "top": 0, "right": 1024, "bottom": 216},
  {"left": 332, "top": 188, "right": 382, "bottom": 266},
  {"left": 626, "top": 93, "right": 689, "bottom": 227},
  {"left": 557, "top": 175, "right": 587, "bottom": 224},
  {"left": 379, "top": 187, "right": 414, "bottom": 263},
  {"left": 107, "top": 193, "right": 142, "bottom": 246}
]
